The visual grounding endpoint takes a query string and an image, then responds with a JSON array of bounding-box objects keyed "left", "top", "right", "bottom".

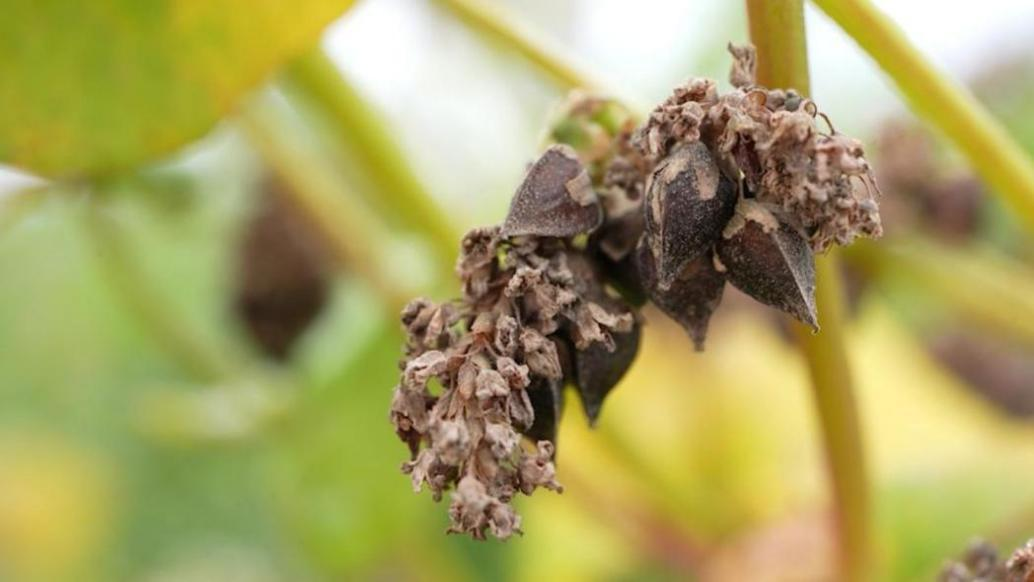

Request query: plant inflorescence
[{"left": 389, "top": 44, "right": 882, "bottom": 540}]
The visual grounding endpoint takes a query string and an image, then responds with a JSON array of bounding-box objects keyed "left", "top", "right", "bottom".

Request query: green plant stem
[
  {"left": 432, "top": 0, "right": 600, "bottom": 91},
  {"left": 85, "top": 203, "right": 232, "bottom": 382},
  {"left": 239, "top": 101, "right": 415, "bottom": 313},
  {"left": 747, "top": 2, "right": 871, "bottom": 579},
  {"left": 847, "top": 239, "right": 1034, "bottom": 349},
  {"left": 282, "top": 50, "right": 458, "bottom": 275},
  {"left": 813, "top": 0, "right": 1034, "bottom": 235},
  {"left": 746, "top": 0, "right": 810, "bottom": 96}
]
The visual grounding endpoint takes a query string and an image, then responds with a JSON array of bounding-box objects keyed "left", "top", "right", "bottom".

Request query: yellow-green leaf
[{"left": 0, "top": 0, "right": 355, "bottom": 177}]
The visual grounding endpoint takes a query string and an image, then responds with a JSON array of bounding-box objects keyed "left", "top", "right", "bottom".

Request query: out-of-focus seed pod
[
  {"left": 716, "top": 200, "right": 817, "bottom": 329},
  {"left": 524, "top": 377, "right": 564, "bottom": 444},
  {"left": 573, "top": 318, "right": 640, "bottom": 425},
  {"left": 501, "top": 145, "right": 602, "bottom": 238},
  {"left": 235, "top": 176, "right": 329, "bottom": 360},
  {"left": 636, "top": 237, "right": 725, "bottom": 350},
  {"left": 643, "top": 142, "right": 737, "bottom": 290}
]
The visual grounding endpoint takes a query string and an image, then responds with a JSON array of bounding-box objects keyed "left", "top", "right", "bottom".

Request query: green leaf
[{"left": 0, "top": 0, "right": 355, "bottom": 177}]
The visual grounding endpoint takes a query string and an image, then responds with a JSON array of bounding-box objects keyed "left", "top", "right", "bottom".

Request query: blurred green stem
[
  {"left": 85, "top": 201, "right": 233, "bottom": 382},
  {"left": 432, "top": 0, "right": 601, "bottom": 91},
  {"left": 747, "top": 1, "right": 871, "bottom": 579},
  {"left": 239, "top": 101, "right": 414, "bottom": 313},
  {"left": 282, "top": 50, "right": 458, "bottom": 275},
  {"left": 814, "top": 0, "right": 1034, "bottom": 235},
  {"left": 847, "top": 239, "right": 1034, "bottom": 349}
]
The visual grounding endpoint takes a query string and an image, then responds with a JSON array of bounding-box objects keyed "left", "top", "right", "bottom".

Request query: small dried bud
[
  {"left": 502, "top": 145, "right": 602, "bottom": 238},
  {"left": 717, "top": 200, "right": 817, "bottom": 329},
  {"left": 727, "top": 43, "right": 757, "bottom": 88},
  {"left": 636, "top": 238, "right": 725, "bottom": 350},
  {"left": 643, "top": 141, "right": 737, "bottom": 290}
]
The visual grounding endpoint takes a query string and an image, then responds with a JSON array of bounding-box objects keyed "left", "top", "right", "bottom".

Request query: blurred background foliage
[{"left": 3, "top": 0, "right": 1034, "bottom": 580}]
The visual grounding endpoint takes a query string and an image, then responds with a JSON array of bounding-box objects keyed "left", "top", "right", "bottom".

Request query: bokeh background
[{"left": 3, "top": 0, "right": 1034, "bottom": 580}]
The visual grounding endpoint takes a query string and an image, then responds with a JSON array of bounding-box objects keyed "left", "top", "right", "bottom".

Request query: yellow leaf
[{"left": 0, "top": 0, "right": 356, "bottom": 177}]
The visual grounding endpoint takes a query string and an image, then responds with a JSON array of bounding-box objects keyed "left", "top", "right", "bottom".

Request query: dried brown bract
[{"left": 390, "top": 43, "right": 882, "bottom": 539}]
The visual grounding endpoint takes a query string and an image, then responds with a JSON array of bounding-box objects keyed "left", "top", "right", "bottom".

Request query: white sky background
[{"left": 4, "top": 0, "right": 1034, "bottom": 221}]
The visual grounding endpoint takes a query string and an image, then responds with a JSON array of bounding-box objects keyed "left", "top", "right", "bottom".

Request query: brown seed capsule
[
  {"left": 524, "top": 377, "right": 564, "bottom": 444},
  {"left": 636, "top": 237, "right": 725, "bottom": 351},
  {"left": 717, "top": 200, "right": 818, "bottom": 329},
  {"left": 235, "top": 176, "right": 329, "bottom": 360},
  {"left": 501, "top": 144, "right": 602, "bottom": 238},
  {"left": 643, "top": 141, "right": 737, "bottom": 290},
  {"left": 573, "top": 318, "right": 640, "bottom": 425}
]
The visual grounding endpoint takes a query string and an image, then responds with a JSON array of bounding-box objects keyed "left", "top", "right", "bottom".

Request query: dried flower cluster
[
  {"left": 939, "top": 538, "right": 1034, "bottom": 581},
  {"left": 390, "top": 44, "right": 883, "bottom": 539}
]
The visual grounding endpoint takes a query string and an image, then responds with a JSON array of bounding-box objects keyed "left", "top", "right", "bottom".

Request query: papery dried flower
[
  {"left": 939, "top": 538, "right": 1034, "bottom": 582},
  {"left": 391, "top": 226, "right": 630, "bottom": 539}
]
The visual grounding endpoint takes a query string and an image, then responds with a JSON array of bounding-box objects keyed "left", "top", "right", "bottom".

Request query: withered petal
[
  {"left": 717, "top": 201, "right": 818, "bottom": 329},
  {"left": 573, "top": 318, "right": 641, "bottom": 425},
  {"left": 502, "top": 145, "right": 603, "bottom": 238},
  {"left": 643, "top": 142, "right": 737, "bottom": 290},
  {"left": 636, "top": 237, "right": 726, "bottom": 351}
]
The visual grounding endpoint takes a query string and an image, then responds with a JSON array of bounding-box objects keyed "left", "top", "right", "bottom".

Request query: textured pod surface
[
  {"left": 717, "top": 201, "right": 818, "bottom": 329},
  {"left": 574, "top": 318, "right": 640, "bottom": 425},
  {"left": 524, "top": 377, "right": 564, "bottom": 445},
  {"left": 501, "top": 144, "right": 602, "bottom": 238},
  {"left": 636, "top": 238, "right": 725, "bottom": 350},
  {"left": 643, "top": 141, "right": 737, "bottom": 289}
]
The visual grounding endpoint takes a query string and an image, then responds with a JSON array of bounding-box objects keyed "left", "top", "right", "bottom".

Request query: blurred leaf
[{"left": 0, "top": 0, "right": 355, "bottom": 177}]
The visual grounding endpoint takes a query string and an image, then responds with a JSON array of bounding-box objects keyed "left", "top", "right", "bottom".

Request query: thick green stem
[
  {"left": 85, "top": 202, "right": 233, "bottom": 382},
  {"left": 747, "top": 2, "right": 871, "bottom": 579},
  {"left": 813, "top": 0, "right": 1034, "bottom": 235},
  {"left": 282, "top": 50, "right": 458, "bottom": 275}
]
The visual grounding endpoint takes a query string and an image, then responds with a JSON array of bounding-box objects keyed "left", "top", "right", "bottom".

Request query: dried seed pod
[
  {"left": 636, "top": 237, "right": 725, "bottom": 350},
  {"left": 524, "top": 377, "right": 564, "bottom": 444},
  {"left": 235, "top": 176, "right": 329, "bottom": 360},
  {"left": 573, "top": 318, "right": 640, "bottom": 425},
  {"left": 501, "top": 144, "right": 602, "bottom": 238},
  {"left": 717, "top": 200, "right": 817, "bottom": 329},
  {"left": 643, "top": 141, "right": 737, "bottom": 290}
]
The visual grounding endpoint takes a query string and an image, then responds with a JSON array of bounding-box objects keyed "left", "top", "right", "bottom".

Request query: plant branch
[
  {"left": 747, "top": 2, "right": 871, "bottom": 579},
  {"left": 432, "top": 0, "right": 600, "bottom": 91},
  {"left": 282, "top": 50, "right": 458, "bottom": 275},
  {"left": 238, "top": 100, "right": 415, "bottom": 313},
  {"left": 85, "top": 202, "right": 233, "bottom": 382},
  {"left": 813, "top": 0, "right": 1034, "bottom": 235}
]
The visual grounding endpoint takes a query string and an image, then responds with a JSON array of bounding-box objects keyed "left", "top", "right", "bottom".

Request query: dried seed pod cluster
[
  {"left": 938, "top": 538, "right": 1034, "bottom": 582},
  {"left": 390, "top": 44, "right": 882, "bottom": 539}
]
